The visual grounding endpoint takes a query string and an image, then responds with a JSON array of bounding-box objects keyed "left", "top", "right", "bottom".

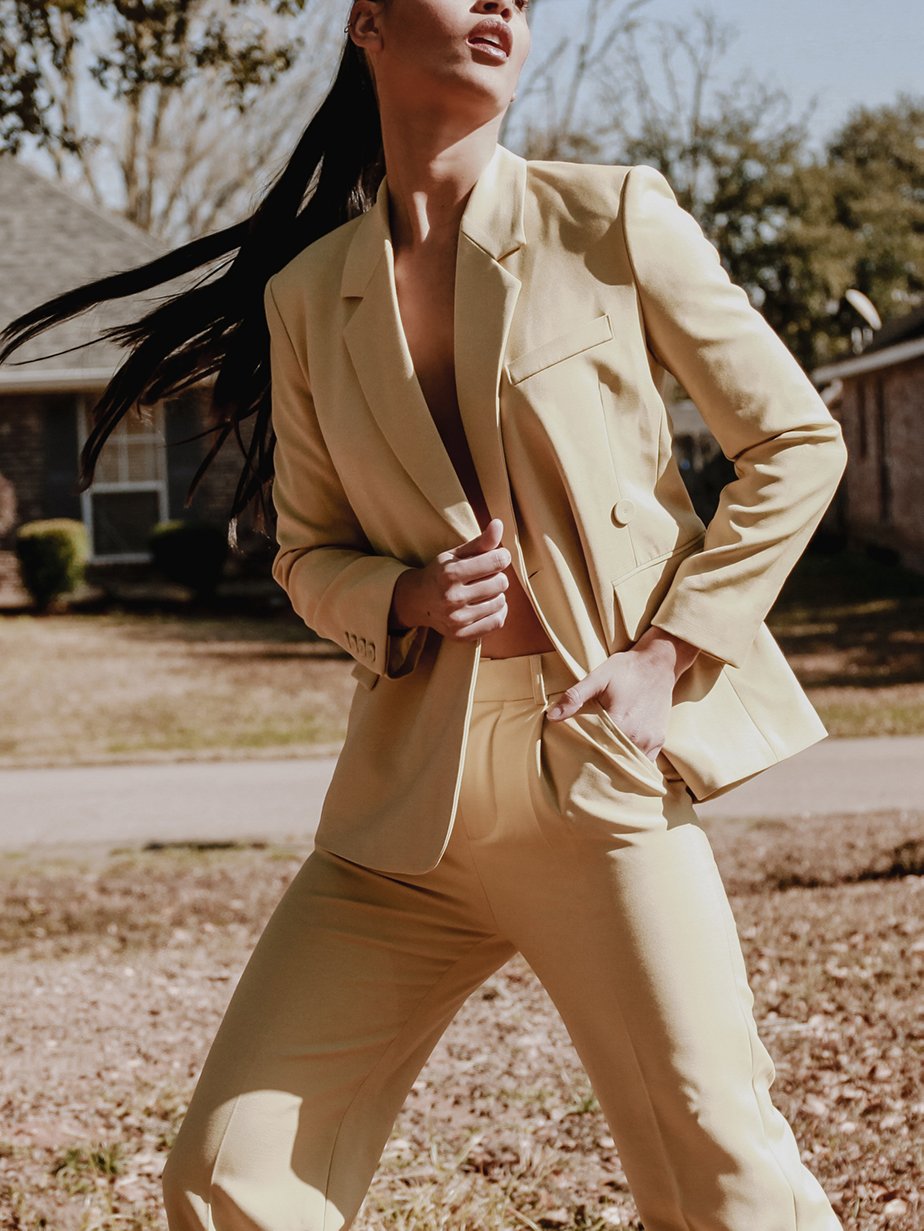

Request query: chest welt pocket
[{"left": 505, "top": 313, "right": 613, "bottom": 386}]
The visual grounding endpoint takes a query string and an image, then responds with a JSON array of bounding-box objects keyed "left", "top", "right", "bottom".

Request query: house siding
[
  {"left": 832, "top": 354, "right": 924, "bottom": 572},
  {"left": 0, "top": 393, "right": 48, "bottom": 549},
  {"left": 0, "top": 386, "right": 272, "bottom": 567}
]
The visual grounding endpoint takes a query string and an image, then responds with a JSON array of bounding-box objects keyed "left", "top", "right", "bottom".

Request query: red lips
[{"left": 466, "top": 16, "right": 513, "bottom": 59}]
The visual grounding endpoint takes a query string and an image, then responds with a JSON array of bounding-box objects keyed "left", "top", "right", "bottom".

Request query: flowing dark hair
[{"left": 0, "top": 13, "right": 383, "bottom": 545}]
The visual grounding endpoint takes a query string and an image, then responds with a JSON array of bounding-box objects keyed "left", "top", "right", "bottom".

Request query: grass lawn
[
  {"left": 1, "top": 545, "right": 923, "bottom": 768},
  {"left": 0, "top": 610, "right": 353, "bottom": 768},
  {"left": 768, "top": 545, "right": 924, "bottom": 738},
  {"left": 0, "top": 809, "right": 920, "bottom": 1230}
]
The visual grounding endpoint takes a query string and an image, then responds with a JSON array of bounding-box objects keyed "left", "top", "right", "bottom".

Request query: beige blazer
[{"left": 263, "top": 141, "right": 848, "bottom": 874}]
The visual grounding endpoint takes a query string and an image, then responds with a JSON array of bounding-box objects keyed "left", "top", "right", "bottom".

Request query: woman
[{"left": 1, "top": 2, "right": 849, "bottom": 1228}]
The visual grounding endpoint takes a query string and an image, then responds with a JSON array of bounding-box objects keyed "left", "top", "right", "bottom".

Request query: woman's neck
[{"left": 379, "top": 119, "right": 501, "bottom": 252}]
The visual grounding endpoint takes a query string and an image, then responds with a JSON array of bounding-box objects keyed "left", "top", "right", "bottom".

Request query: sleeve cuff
[
  {"left": 385, "top": 623, "right": 430, "bottom": 678},
  {"left": 649, "top": 608, "right": 747, "bottom": 670},
  {"left": 376, "top": 560, "right": 428, "bottom": 680}
]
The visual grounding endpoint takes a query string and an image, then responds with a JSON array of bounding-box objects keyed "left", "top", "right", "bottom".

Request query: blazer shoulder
[{"left": 525, "top": 157, "right": 635, "bottom": 224}]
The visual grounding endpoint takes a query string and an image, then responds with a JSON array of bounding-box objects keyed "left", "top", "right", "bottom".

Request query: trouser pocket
[{"left": 533, "top": 703, "right": 677, "bottom": 852}]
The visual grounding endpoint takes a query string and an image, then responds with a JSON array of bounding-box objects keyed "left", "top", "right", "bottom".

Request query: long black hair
[{"left": 0, "top": 14, "right": 382, "bottom": 544}]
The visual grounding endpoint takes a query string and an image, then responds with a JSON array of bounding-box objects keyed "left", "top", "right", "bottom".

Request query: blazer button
[{"left": 611, "top": 498, "right": 636, "bottom": 526}]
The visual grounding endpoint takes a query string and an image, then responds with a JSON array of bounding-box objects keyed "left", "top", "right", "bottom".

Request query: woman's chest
[{"left": 393, "top": 243, "right": 489, "bottom": 517}]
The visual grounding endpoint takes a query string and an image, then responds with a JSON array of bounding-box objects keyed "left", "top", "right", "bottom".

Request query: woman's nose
[{"left": 475, "top": 1, "right": 515, "bottom": 18}]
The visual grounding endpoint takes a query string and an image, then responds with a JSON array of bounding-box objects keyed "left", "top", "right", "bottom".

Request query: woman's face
[{"left": 351, "top": 0, "right": 531, "bottom": 119}]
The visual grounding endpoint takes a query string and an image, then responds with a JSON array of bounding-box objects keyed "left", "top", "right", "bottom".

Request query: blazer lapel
[
  {"left": 454, "top": 145, "right": 528, "bottom": 553},
  {"left": 341, "top": 142, "right": 528, "bottom": 548},
  {"left": 342, "top": 235, "right": 477, "bottom": 543}
]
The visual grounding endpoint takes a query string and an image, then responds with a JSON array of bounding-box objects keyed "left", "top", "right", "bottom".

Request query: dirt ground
[{"left": 0, "top": 807, "right": 921, "bottom": 1231}]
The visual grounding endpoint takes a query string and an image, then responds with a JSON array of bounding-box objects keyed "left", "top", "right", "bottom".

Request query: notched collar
[{"left": 340, "top": 141, "right": 528, "bottom": 298}]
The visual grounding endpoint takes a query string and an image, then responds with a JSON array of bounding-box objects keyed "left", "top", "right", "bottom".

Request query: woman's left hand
[{"left": 544, "top": 627, "right": 701, "bottom": 760}]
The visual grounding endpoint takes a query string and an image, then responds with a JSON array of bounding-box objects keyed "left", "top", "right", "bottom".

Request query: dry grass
[
  {"left": 0, "top": 611, "right": 352, "bottom": 768},
  {"left": 0, "top": 809, "right": 920, "bottom": 1231},
  {"left": 2, "top": 548, "right": 924, "bottom": 771},
  {"left": 769, "top": 547, "right": 924, "bottom": 738}
]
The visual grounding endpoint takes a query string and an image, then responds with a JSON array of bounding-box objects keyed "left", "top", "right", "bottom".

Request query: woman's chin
[
  {"left": 446, "top": 63, "right": 518, "bottom": 107},
  {"left": 382, "top": 55, "right": 517, "bottom": 121}
]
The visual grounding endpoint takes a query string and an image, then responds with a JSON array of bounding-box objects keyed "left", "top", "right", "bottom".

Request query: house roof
[
  {"left": 813, "top": 300, "right": 924, "bottom": 384},
  {"left": 0, "top": 155, "right": 177, "bottom": 388},
  {"left": 863, "top": 301, "right": 924, "bottom": 353}
]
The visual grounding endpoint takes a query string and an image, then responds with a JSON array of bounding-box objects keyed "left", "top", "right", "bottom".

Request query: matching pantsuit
[{"left": 162, "top": 140, "right": 849, "bottom": 1227}]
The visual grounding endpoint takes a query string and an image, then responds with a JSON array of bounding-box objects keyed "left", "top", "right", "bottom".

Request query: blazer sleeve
[
  {"left": 265, "top": 275, "right": 428, "bottom": 679},
  {"left": 620, "top": 163, "right": 849, "bottom": 670}
]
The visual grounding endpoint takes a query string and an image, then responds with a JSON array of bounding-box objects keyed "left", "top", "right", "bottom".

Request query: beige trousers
[{"left": 162, "top": 649, "right": 843, "bottom": 1231}]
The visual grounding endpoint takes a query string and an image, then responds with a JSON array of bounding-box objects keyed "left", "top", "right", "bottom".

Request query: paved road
[{"left": 1, "top": 735, "right": 922, "bottom": 853}]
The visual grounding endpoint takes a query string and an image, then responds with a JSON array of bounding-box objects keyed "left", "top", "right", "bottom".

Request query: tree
[
  {"left": 0, "top": 0, "right": 337, "bottom": 241},
  {"left": 511, "top": 2, "right": 921, "bottom": 370},
  {"left": 730, "top": 96, "right": 924, "bottom": 368},
  {"left": 820, "top": 94, "right": 924, "bottom": 346},
  {"left": 502, "top": 0, "right": 653, "bottom": 161},
  {"left": 598, "top": 5, "right": 835, "bottom": 368}
]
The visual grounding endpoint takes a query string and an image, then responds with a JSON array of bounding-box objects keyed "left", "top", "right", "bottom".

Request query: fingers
[
  {"left": 546, "top": 685, "right": 588, "bottom": 721},
  {"left": 442, "top": 518, "right": 511, "bottom": 584},
  {"left": 450, "top": 591, "right": 510, "bottom": 642},
  {"left": 446, "top": 569, "right": 510, "bottom": 608},
  {"left": 546, "top": 664, "right": 610, "bottom": 721},
  {"left": 453, "top": 517, "right": 504, "bottom": 559},
  {"left": 419, "top": 518, "right": 510, "bottom": 642}
]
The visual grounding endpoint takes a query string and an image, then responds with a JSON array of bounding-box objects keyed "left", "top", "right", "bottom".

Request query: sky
[{"left": 531, "top": 0, "right": 922, "bottom": 154}]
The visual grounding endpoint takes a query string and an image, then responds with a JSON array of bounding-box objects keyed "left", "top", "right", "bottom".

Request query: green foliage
[
  {"left": 820, "top": 94, "right": 924, "bottom": 341},
  {"left": 149, "top": 518, "right": 228, "bottom": 598},
  {"left": 627, "top": 92, "right": 923, "bottom": 372},
  {"left": 14, "top": 518, "right": 88, "bottom": 610},
  {"left": 532, "top": 6, "right": 922, "bottom": 373}
]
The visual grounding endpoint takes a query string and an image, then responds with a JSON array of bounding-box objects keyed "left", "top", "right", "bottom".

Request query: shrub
[
  {"left": 15, "top": 518, "right": 88, "bottom": 610},
  {"left": 149, "top": 519, "right": 228, "bottom": 598}
]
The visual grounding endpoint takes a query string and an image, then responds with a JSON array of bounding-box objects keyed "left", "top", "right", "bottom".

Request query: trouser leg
[
  {"left": 510, "top": 823, "right": 842, "bottom": 1231},
  {"left": 161, "top": 828, "right": 514, "bottom": 1231},
  {"left": 462, "top": 654, "right": 844, "bottom": 1231}
]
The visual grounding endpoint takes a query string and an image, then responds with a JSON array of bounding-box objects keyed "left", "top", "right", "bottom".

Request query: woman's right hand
[{"left": 389, "top": 518, "right": 511, "bottom": 642}]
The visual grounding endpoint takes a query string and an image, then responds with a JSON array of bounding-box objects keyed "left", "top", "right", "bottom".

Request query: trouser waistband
[{"left": 472, "top": 649, "right": 576, "bottom": 706}]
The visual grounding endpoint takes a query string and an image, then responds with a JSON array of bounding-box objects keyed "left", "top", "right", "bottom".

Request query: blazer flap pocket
[
  {"left": 350, "top": 660, "right": 381, "bottom": 690},
  {"left": 505, "top": 313, "right": 613, "bottom": 385},
  {"left": 613, "top": 532, "right": 705, "bottom": 641}
]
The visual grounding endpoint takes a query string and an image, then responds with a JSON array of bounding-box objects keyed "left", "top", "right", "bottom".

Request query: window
[{"left": 77, "top": 396, "right": 168, "bottom": 562}]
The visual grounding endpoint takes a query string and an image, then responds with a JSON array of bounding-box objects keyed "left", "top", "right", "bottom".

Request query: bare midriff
[
  {"left": 412, "top": 363, "right": 554, "bottom": 660},
  {"left": 458, "top": 472, "right": 555, "bottom": 659},
  {"left": 393, "top": 238, "right": 555, "bottom": 660}
]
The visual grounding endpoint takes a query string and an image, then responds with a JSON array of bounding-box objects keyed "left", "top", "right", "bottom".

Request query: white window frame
[{"left": 77, "top": 394, "right": 169, "bottom": 563}]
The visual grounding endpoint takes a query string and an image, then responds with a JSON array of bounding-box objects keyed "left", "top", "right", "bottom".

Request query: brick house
[
  {"left": 0, "top": 156, "right": 267, "bottom": 597},
  {"left": 813, "top": 304, "right": 924, "bottom": 573}
]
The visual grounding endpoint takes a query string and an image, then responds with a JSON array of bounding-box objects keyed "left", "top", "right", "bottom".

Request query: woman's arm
[
  {"left": 265, "top": 276, "right": 428, "bottom": 679},
  {"left": 620, "top": 164, "right": 849, "bottom": 671}
]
